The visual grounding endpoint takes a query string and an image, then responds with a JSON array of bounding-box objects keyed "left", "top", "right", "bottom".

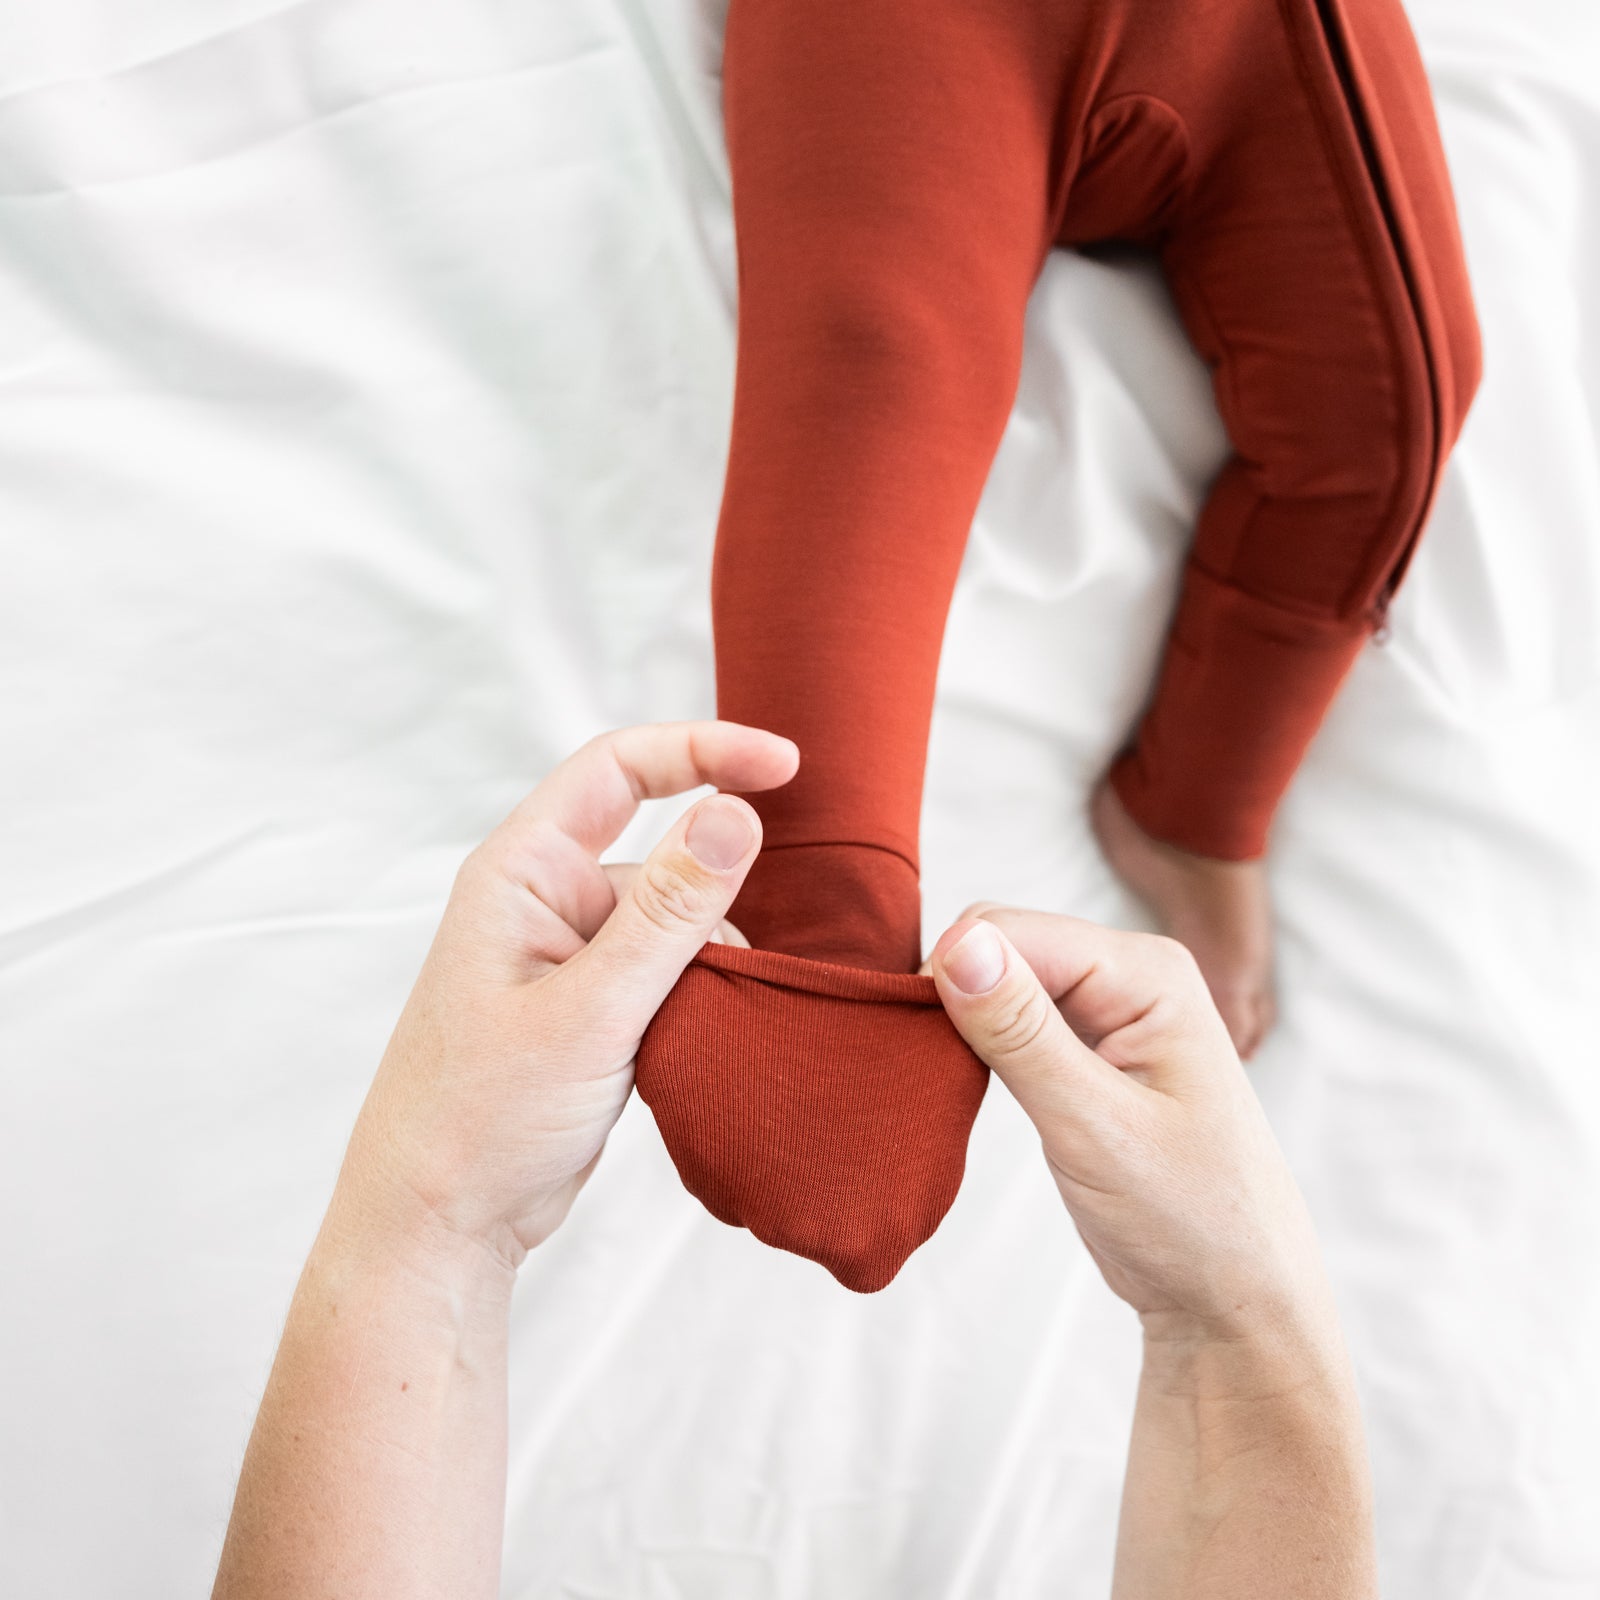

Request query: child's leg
[
  {"left": 1086, "top": 0, "right": 1479, "bottom": 1056},
  {"left": 636, "top": 0, "right": 1064, "bottom": 1293},
  {"left": 1104, "top": 0, "right": 1481, "bottom": 862},
  {"left": 711, "top": 0, "right": 1060, "bottom": 973}
]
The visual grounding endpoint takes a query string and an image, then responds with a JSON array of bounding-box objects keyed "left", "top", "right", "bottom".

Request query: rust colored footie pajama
[{"left": 636, "top": 0, "right": 1481, "bottom": 1291}]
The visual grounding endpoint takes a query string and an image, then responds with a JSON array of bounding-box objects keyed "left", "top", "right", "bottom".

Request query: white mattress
[{"left": 2, "top": 1, "right": 1597, "bottom": 1594}]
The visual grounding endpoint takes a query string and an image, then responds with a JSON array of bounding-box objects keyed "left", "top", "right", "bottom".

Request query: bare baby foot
[{"left": 1089, "top": 779, "right": 1277, "bottom": 1059}]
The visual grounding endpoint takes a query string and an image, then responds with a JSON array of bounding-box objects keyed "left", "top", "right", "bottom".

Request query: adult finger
[
  {"left": 503, "top": 721, "right": 797, "bottom": 857},
  {"left": 602, "top": 862, "right": 750, "bottom": 945},
  {"left": 462, "top": 722, "right": 794, "bottom": 966},
  {"left": 928, "top": 918, "right": 1134, "bottom": 1130},
  {"left": 958, "top": 907, "right": 1232, "bottom": 1085},
  {"left": 555, "top": 793, "right": 762, "bottom": 1029}
]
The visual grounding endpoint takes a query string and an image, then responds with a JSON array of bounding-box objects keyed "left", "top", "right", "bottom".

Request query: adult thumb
[
  {"left": 930, "top": 918, "right": 1124, "bottom": 1132},
  {"left": 569, "top": 793, "right": 760, "bottom": 1026}
]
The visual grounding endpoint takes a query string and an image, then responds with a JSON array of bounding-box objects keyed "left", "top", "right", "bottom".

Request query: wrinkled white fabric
[{"left": 1, "top": 1, "right": 1596, "bottom": 1595}]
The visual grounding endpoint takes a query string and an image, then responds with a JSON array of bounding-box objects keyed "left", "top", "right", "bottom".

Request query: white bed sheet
[{"left": 1, "top": 1, "right": 1597, "bottom": 1595}]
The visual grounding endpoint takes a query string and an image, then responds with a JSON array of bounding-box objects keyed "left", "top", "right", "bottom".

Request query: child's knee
[{"left": 740, "top": 257, "right": 1025, "bottom": 430}]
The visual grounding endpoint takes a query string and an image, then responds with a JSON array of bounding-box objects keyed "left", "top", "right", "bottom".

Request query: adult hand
[
  {"left": 927, "top": 907, "right": 1331, "bottom": 1343},
  {"left": 342, "top": 720, "right": 798, "bottom": 1271},
  {"left": 927, "top": 908, "right": 1375, "bottom": 1599}
]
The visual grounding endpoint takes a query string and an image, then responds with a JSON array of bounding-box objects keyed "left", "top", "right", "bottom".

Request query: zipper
[{"left": 1308, "top": 0, "right": 1442, "bottom": 649}]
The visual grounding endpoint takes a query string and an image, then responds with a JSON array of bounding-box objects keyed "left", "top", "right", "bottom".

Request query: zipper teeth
[{"left": 1309, "top": 0, "right": 1443, "bottom": 632}]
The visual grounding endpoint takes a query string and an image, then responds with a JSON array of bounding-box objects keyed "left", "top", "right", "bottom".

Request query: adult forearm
[
  {"left": 212, "top": 1174, "right": 516, "bottom": 1600},
  {"left": 1113, "top": 1315, "right": 1377, "bottom": 1600}
]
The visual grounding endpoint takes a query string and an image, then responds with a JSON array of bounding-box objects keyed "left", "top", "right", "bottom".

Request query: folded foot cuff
[{"left": 636, "top": 942, "right": 989, "bottom": 1292}]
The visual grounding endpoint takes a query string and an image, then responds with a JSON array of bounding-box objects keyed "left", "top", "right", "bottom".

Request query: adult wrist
[
  {"left": 319, "top": 1143, "right": 522, "bottom": 1306},
  {"left": 1138, "top": 1299, "right": 1358, "bottom": 1414},
  {"left": 1124, "top": 1298, "right": 1377, "bottom": 1600}
]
